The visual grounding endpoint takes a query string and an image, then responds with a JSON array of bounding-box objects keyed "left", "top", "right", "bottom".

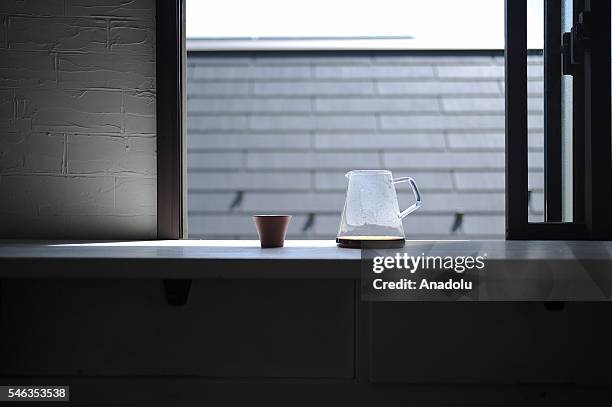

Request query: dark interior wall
[
  {"left": 2, "top": 278, "right": 612, "bottom": 407},
  {"left": 0, "top": 0, "right": 157, "bottom": 239}
]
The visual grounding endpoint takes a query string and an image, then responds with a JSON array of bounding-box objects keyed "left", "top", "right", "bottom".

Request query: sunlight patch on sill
[{"left": 48, "top": 240, "right": 339, "bottom": 247}]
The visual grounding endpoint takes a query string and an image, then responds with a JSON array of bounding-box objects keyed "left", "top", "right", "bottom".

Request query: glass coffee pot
[{"left": 336, "top": 170, "right": 422, "bottom": 248}]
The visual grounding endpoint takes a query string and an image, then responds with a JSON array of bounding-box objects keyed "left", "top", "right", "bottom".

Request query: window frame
[
  {"left": 505, "top": 0, "right": 612, "bottom": 240},
  {"left": 168, "top": 0, "right": 612, "bottom": 241},
  {"left": 157, "top": 0, "right": 187, "bottom": 239}
]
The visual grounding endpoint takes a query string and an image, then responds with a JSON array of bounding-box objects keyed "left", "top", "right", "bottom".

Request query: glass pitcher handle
[{"left": 392, "top": 177, "right": 422, "bottom": 219}]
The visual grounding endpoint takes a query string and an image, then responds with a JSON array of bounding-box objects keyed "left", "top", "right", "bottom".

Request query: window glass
[
  {"left": 561, "top": 0, "right": 573, "bottom": 221},
  {"left": 186, "top": 0, "right": 544, "bottom": 240},
  {"left": 187, "top": 0, "right": 543, "bottom": 49}
]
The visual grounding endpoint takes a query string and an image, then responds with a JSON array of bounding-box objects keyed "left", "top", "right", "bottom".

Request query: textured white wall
[{"left": 0, "top": 0, "right": 156, "bottom": 239}]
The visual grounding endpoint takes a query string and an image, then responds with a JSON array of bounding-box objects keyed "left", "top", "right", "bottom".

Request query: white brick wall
[
  {"left": 0, "top": 0, "right": 156, "bottom": 239},
  {"left": 187, "top": 53, "right": 545, "bottom": 239}
]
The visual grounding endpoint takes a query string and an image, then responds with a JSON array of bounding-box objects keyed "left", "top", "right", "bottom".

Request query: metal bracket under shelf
[{"left": 162, "top": 279, "right": 192, "bottom": 306}]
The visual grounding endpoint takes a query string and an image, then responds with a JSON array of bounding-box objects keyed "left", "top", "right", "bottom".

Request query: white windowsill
[{"left": 1, "top": 240, "right": 612, "bottom": 279}]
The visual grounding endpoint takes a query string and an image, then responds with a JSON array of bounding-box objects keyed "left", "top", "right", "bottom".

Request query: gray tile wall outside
[
  {"left": 376, "top": 81, "right": 501, "bottom": 95},
  {"left": 441, "top": 97, "right": 543, "bottom": 113},
  {"left": 189, "top": 192, "right": 239, "bottom": 212},
  {"left": 314, "top": 97, "right": 440, "bottom": 113},
  {"left": 188, "top": 171, "right": 312, "bottom": 191},
  {"left": 192, "top": 65, "right": 312, "bottom": 80},
  {"left": 436, "top": 65, "right": 505, "bottom": 79},
  {"left": 246, "top": 152, "right": 382, "bottom": 170},
  {"left": 187, "top": 82, "right": 250, "bottom": 97},
  {"left": 314, "top": 133, "right": 446, "bottom": 150},
  {"left": 0, "top": 0, "right": 156, "bottom": 239},
  {"left": 188, "top": 133, "right": 312, "bottom": 150},
  {"left": 187, "top": 53, "right": 545, "bottom": 240},
  {"left": 250, "top": 115, "right": 378, "bottom": 131},
  {"left": 253, "top": 81, "right": 376, "bottom": 96},
  {"left": 188, "top": 152, "right": 244, "bottom": 170},
  {"left": 189, "top": 214, "right": 310, "bottom": 237},
  {"left": 314, "top": 65, "right": 435, "bottom": 79},
  {"left": 188, "top": 98, "right": 311, "bottom": 114}
]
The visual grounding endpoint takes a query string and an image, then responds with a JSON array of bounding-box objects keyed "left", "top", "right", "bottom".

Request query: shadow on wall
[{"left": 0, "top": 1, "right": 157, "bottom": 239}]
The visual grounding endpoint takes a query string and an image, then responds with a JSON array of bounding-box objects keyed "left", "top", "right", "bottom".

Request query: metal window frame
[
  {"left": 157, "top": 0, "right": 186, "bottom": 239},
  {"left": 505, "top": 0, "right": 530, "bottom": 239},
  {"left": 505, "top": 0, "right": 611, "bottom": 240},
  {"left": 544, "top": 0, "right": 562, "bottom": 222},
  {"left": 581, "top": 0, "right": 612, "bottom": 239},
  {"left": 572, "top": 0, "right": 586, "bottom": 224},
  {"left": 178, "top": 0, "right": 612, "bottom": 241}
]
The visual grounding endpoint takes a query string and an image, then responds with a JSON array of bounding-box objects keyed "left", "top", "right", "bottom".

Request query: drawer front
[
  {"left": 371, "top": 302, "right": 612, "bottom": 384},
  {"left": 0, "top": 279, "right": 355, "bottom": 378}
]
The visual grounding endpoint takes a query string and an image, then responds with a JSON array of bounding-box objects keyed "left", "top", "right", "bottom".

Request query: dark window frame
[
  {"left": 505, "top": 0, "right": 611, "bottom": 240},
  {"left": 157, "top": 0, "right": 186, "bottom": 239},
  {"left": 543, "top": 0, "right": 562, "bottom": 222}
]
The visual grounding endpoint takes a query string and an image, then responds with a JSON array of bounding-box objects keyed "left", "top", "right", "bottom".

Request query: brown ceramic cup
[{"left": 253, "top": 215, "right": 292, "bottom": 248}]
